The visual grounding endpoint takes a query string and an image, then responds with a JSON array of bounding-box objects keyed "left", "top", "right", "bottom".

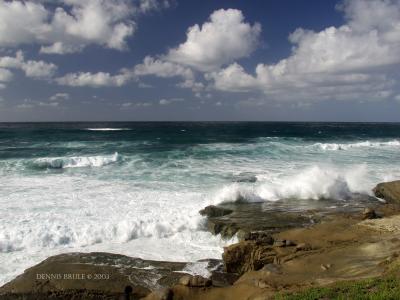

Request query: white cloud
[
  {"left": 0, "top": 68, "right": 13, "bottom": 82},
  {"left": 0, "top": 0, "right": 171, "bottom": 54},
  {"left": 56, "top": 69, "right": 134, "bottom": 87},
  {"left": 16, "top": 98, "right": 63, "bottom": 109},
  {"left": 159, "top": 98, "right": 183, "bottom": 105},
  {"left": 0, "top": 51, "right": 57, "bottom": 79},
  {"left": 0, "top": 50, "right": 57, "bottom": 88},
  {"left": 167, "top": 8, "right": 261, "bottom": 71},
  {"left": 134, "top": 56, "right": 194, "bottom": 79},
  {"left": 207, "top": 0, "right": 400, "bottom": 102},
  {"left": 50, "top": 92, "right": 70, "bottom": 101},
  {"left": 120, "top": 101, "right": 152, "bottom": 108}
]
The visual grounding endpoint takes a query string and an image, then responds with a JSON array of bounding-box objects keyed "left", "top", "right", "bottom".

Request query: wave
[
  {"left": 313, "top": 140, "right": 400, "bottom": 151},
  {"left": 0, "top": 210, "right": 203, "bottom": 254},
  {"left": 212, "top": 165, "right": 369, "bottom": 204},
  {"left": 32, "top": 152, "right": 120, "bottom": 169},
  {"left": 85, "top": 128, "right": 131, "bottom": 131}
]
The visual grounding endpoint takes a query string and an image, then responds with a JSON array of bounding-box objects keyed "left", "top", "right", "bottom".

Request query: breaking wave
[
  {"left": 213, "top": 165, "right": 369, "bottom": 204},
  {"left": 312, "top": 140, "right": 400, "bottom": 151},
  {"left": 32, "top": 153, "right": 120, "bottom": 169}
]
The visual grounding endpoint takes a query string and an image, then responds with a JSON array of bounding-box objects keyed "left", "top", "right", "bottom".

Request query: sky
[{"left": 0, "top": 0, "right": 400, "bottom": 122}]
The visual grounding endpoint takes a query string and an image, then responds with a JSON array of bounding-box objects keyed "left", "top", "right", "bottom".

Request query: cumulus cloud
[
  {"left": 134, "top": 56, "right": 194, "bottom": 79},
  {"left": 0, "top": 51, "right": 57, "bottom": 87},
  {"left": 0, "top": 68, "right": 13, "bottom": 83},
  {"left": 167, "top": 8, "right": 261, "bottom": 71},
  {"left": 56, "top": 69, "right": 134, "bottom": 87},
  {"left": 0, "top": 0, "right": 170, "bottom": 54},
  {"left": 207, "top": 0, "right": 400, "bottom": 102}
]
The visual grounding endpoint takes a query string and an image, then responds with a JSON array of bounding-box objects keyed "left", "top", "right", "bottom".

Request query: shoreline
[{"left": 1, "top": 180, "right": 400, "bottom": 299}]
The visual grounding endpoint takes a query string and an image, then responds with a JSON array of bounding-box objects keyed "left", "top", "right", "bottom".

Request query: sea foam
[
  {"left": 212, "top": 165, "right": 368, "bottom": 204},
  {"left": 32, "top": 152, "right": 120, "bottom": 169},
  {"left": 313, "top": 140, "right": 400, "bottom": 151}
]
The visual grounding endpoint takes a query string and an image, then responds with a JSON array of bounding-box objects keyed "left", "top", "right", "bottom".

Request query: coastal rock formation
[
  {"left": 199, "top": 205, "right": 233, "bottom": 218},
  {"left": 0, "top": 252, "right": 187, "bottom": 300},
  {"left": 373, "top": 180, "right": 400, "bottom": 203},
  {"left": 223, "top": 241, "right": 276, "bottom": 274},
  {"left": 201, "top": 202, "right": 316, "bottom": 239}
]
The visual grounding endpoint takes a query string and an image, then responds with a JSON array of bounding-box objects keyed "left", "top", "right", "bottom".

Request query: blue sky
[{"left": 0, "top": 0, "right": 399, "bottom": 121}]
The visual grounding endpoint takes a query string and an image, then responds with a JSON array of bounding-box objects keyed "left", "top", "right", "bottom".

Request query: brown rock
[
  {"left": 189, "top": 275, "right": 212, "bottom": 287},
  {"left": 152, "top": 288, "right": 174, "bottom": 300},
  {"left": 223, "top": 241, "right": 275, "bottom": 274},
  {"left": 199, "top": 205, "right": 233, "bottom": 218},
  {"left": 273, "top": 240, "right": 286, "bottom": 247},
  {"left": 295, "top": 243, "right": 312, "bottom": 252},
  {"left": 362, "top": 208, "right": 377, "bottom": 220},
  {"left": 178, "top": 275, "right": 191, "bottom": 286},
  {"left": 373, "top": 180, "right": 400, "bottom": 203},
  {"left": 242, "top": 231, "right": 274, "bottom": 245},
  {"left": 285, "top": 240, "right": 296, "bottom": 247}
]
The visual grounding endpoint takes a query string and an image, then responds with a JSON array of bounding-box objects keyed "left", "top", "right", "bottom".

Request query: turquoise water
[{"left": 1, "top": 122, "right": 400, "bottom": 284}]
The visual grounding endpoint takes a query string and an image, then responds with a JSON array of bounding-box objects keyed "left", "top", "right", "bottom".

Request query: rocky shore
[{"left": 2, "top": 180, "right": 400, "bottom": 299}]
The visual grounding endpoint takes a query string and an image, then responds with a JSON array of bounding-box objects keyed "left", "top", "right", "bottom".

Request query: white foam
[
  {"left": 212, "top": 165, "right": 369, "bottom": 204},
  {"left": 313, "top": 140, "right": 400, "bottom": 151},
  {"left": 33, "top": 152, "right": 119, "bottom": 169},
  {"left": 85, "top": 128, "right": 131, "bottom": 131}
]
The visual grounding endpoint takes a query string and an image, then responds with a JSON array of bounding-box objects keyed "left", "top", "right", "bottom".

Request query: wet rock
[
  {"left": 234, "top": 172, "right": 258, "bottom": 183},
  {"left": 373, "top": 180, "right": 400, "bottom": 204},
  {"left": 203, "top": 202, "right": 316, "bottom": 240},
  {"left": 362, "top": 208, "right": 377, "bottom": 220},
  {"left": 199, "top": 205, "right": 233, "bottom": 218},
  {"left": 223, "top": 241, "right": 275, "bottom": 275},
  {"left": 0, "top": 252, "right": 187, "bottom": 299}
]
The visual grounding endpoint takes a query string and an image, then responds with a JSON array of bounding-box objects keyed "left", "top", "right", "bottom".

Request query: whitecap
[
  {"left": 32, "top": 152, "right": 120, "bottom": 169},
  {"left": 85, "top": 128, "right": 131, "bottom": 131}
]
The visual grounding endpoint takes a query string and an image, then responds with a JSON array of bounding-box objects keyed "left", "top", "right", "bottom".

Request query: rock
[
  {"left": 362, "top": 208, "right": 377, "bottom": 220},
  {"left": 152, "top": 288, "right": 174, "bottom": 300},
  {"left": 178, "top": 275, "right": 191, "bottom": 286},
  {"left": 240, "top": 231, "right": 274, "bottom": 245},
  {"left": 223, "top": 241, "right": 275, "bottom": 275},
  {"left": 256, "top": 279, "right": 269, "bottom": 289},
  {"left": 295, "top": 243, "right": 312, "bottom": 252},
  {"left": 273, "top": 240, "right": 286, "bottom": 247},
  {"left": 0, "top": 252, "right": 188, "bottom": 299},
  {"left": 199, "top": 205, "right": 233, "bottom": 218},
  {"left": 285, "top": 240, "right": 296, "bottom": 247},
  {"left": 178, "top": 275, "right": 211, "bottom": 287},
  {"left": 189, "top": 275, "right": 212, "bottom": 287},
  {"left": 234, "top": 172, "right": 257, "bottom": 183},
  {"left": 373, "top": 180, "right": 400, "bottom": 204},
  {"left": 320, "top": 264, "right": 332, "bottom": 271}
]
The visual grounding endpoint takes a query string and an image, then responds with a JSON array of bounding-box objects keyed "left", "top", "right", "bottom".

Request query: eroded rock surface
[{"left": 374, "top": 180, "right": 400, "bottom": 204}]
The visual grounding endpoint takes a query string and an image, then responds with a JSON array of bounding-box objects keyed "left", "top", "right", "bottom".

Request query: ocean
[{"left": 1, "top": 122, "right": 400, "bottom": 284}]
